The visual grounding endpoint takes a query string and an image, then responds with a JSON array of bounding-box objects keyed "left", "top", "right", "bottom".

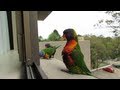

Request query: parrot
[
  {"left": 62, "top": 28, "right": 91, "bottom": 75},
  {"left": 39, "top": 45, "right": 61, "bottom": 59},
  {"left": 45, "top": 43, "right": 59, "bottom": 58}
]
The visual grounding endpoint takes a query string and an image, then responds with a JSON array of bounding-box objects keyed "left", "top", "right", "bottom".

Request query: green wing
[
  {"left": 70, "top": 44, "right": 91, "bottom": 75},
  {"left": 42, "top": 45, "right": 60, "bottom": 56},
  {"left": 42, "top": 47, "right": 55, "bottom": 56}
]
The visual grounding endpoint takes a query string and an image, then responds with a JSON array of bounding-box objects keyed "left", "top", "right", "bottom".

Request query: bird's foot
[{"left": 61, "top": 69, "right": 69, "bottom": 73}]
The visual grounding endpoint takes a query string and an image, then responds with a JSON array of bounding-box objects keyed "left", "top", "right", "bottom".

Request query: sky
[{"left": 38, "top": 11, "right": 114, "bottom": 39}]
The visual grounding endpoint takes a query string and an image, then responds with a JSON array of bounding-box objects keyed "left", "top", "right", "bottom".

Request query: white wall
[{"left": 0, "top": 11, "right": 10, "bottom": 55}]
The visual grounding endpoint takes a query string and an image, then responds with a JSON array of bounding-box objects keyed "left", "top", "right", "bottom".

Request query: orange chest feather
[{"left": 63, "top": 40, "right": 77, "bottom": 54}]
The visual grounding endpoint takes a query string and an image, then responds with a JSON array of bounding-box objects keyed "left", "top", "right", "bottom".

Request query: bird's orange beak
[
  {"left": 60, "top": 34, "right": 66, "bottom": 41},
  {"left": 62, "top": 34, "right": 66, "bottom": 39}
]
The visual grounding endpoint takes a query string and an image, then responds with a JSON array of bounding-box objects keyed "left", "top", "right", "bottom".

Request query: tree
[
  {"left": 94, "top": 11, "right": 120, "bottom": 37},
  {"left": 84, "top": 33, "right": 120, "bottom": 69},
  {"left": 93, "top": 11, "right": 120, "bottom": 62},
  {"left": 48, "top": 29, "right": 61, "bottom": 41},
  {"left": 84, "top": 35, "right": 116, "bottom": 68},
  {"left": 111, "top": 37, "right": 120, "bottom": 59},
  {"left": 38, "top": 36, "right": 43, "bottom": 41}
]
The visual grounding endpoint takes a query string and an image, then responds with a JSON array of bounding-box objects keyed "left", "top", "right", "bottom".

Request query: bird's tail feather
[{"left": 55, "top": 45, "right": 61, "bottom": 49}]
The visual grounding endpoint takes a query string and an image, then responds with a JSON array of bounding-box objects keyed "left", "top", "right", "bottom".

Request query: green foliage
[
  {"left": 38, "top": 36, "right": 43, "bottom": 41},
  {"left": 38, "top": 36, "right": 49, "bottom": 42},
  {"left": 48, "top": 29, "right": 61, "bottom": 41},
  {"left": 39, "top": 30, "right": 61, "bottom": 42},
  {"left": 84, "top": 35, "right": 120, "bottom": 69},
  {"left": 92, "top": 11, "right": 120, "bottom": 68}
]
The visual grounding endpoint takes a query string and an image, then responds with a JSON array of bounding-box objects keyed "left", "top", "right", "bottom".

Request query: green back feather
[
  {"left": 42, "top": 45, "right": 61, "bottom": 56},
  {"left": 70, "top": 44, "right": 91, "bottom": 75},
  {"left": 42, "top": 47, "right": 55, "bottom": 56}
]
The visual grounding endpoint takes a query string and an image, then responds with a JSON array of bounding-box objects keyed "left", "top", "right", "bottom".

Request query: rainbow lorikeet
[
  {"left": 39, "top": 45, "right": 61, "bottom": 59},
  {"left": 62, "top": 28, "right": 91, "bottom": 75},
  {"left": 45, "top": 43, "right": 58, "bottom": 58}
]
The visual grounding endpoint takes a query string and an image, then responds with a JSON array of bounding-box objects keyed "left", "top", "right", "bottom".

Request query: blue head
[{"left": 63, "top": 28, "right": 78, "bottom": 41}]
